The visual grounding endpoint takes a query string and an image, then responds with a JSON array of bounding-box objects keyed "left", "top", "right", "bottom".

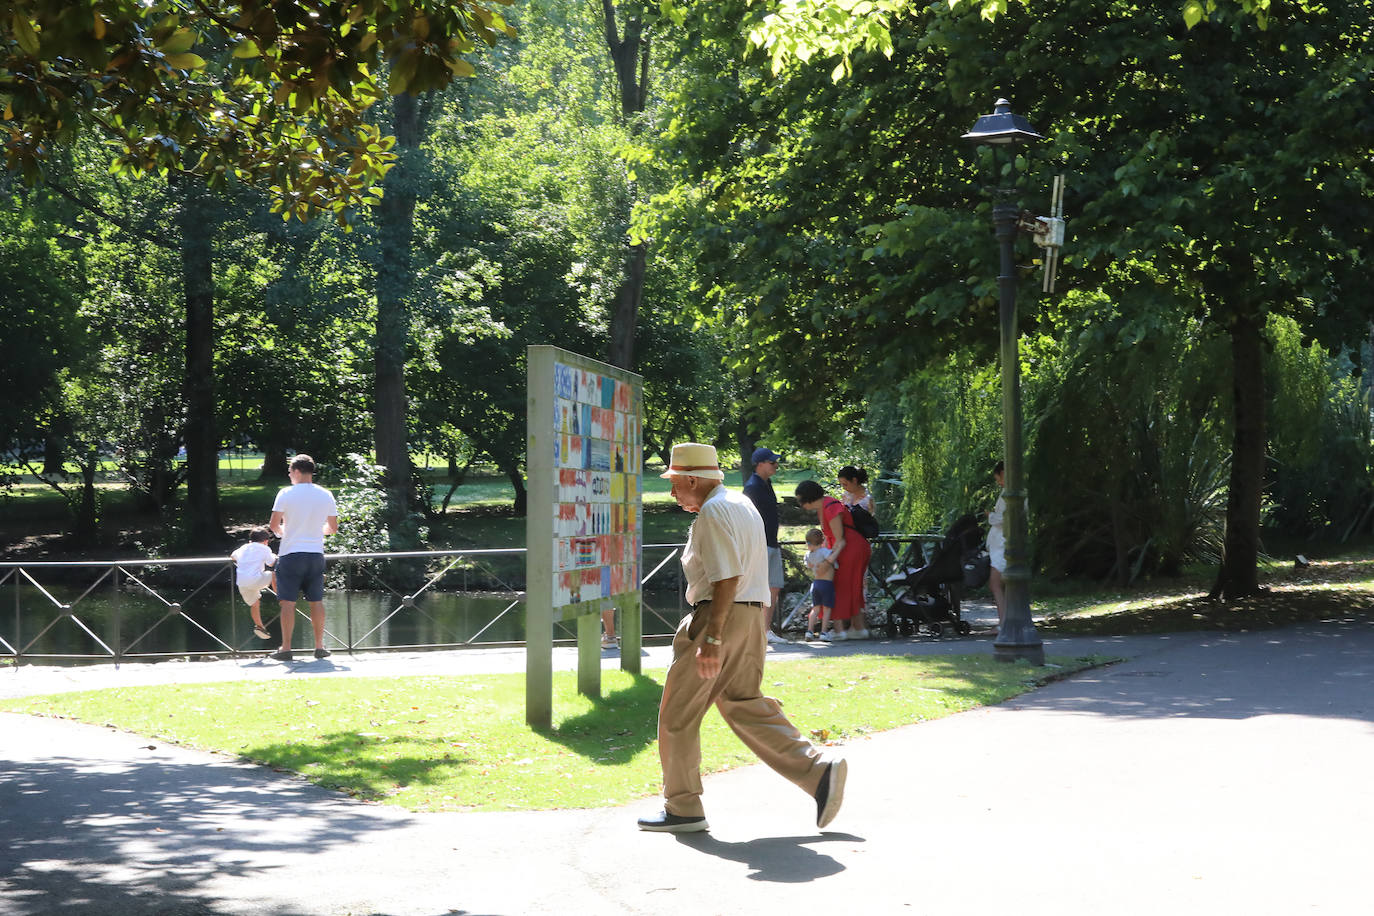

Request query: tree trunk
[
  {"left": 42, "top": 434, "right": 64, "bottom": 476},
  {"left": 257, "top": 441, "right": 288, "bottom": 482},
  {"left": 70, "top": 446, "right": 101, "bottom": 546},
  {"left": 374, "top": 92, "right": 419, "bottom": 541},
  {"left": 601, "top": 1, "right": 650, "bottom": 370},
  {"left": 608, "top": 243, "right": 645, "bottom": 369},
  {"left": 177, "top": 182, "right": 226, "bottom": 550},
  {"left": 1211, "top": 311, "right": 1266, "bottom": 600},
  {"left": 506, "top": 462, "right": 527, "bottom": 517},
  {"left": 735, "top": 417, "right": 756, "bottom": 485}
]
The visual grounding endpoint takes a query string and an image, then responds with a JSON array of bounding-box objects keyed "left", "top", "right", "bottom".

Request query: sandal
[{"left": 253, "top": 624, "right": 271, "bottom": 640}]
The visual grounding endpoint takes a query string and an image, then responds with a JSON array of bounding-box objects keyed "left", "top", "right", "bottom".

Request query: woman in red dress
[{"left": 794, "top": 480, "right": 871, "bottom": 640}]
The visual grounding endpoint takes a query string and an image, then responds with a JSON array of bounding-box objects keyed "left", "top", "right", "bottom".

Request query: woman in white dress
[{"left": 986, "top": 461, "right": 1006, "bottom": 626}]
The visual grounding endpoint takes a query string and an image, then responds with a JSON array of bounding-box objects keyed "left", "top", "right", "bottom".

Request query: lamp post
[{"left": 962, "top": 99, "right": 1045, "bottom": 666}]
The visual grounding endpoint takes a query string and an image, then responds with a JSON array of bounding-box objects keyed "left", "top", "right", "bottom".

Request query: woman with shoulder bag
[{"left": 795, "top": 480, "right": 871, "bottom": 640}]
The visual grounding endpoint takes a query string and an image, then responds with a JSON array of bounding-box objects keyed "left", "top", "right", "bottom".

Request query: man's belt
[{"left": 692, "top": 600, "right": 764, "bottom": 610}]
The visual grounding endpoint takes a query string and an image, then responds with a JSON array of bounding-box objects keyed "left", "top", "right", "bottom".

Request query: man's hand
[{"left": 696, "top": 641, "right": 723, "bottom": 679}]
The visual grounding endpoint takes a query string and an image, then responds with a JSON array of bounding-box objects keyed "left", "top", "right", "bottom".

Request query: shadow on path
[
  {"left": 1009, "top": 620, "right": 1374, "bottom": 723},
  {"left": 0, "top": 748, "right": 410, "bottom": 915},
  {"left": 673, "top": 831, "right": 863, "bottom": 883}
]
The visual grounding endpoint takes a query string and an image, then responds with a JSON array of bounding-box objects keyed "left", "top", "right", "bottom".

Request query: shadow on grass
[
  {"left": 822, "top": 653, "right": 1108, "bottom": 712},
  {"left": 541, "top": 672, "right": 662, "bottom": 765},
  {"left": 1039, "top": 586, "right": 1374, "bottom": 636},
  {"left": 241, "top": 732, "right": 477, "bottom": 802}
]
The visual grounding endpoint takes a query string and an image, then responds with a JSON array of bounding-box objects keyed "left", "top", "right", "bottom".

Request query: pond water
[{"left": 1, "top": 579, "right": 686, "bottom": 661}]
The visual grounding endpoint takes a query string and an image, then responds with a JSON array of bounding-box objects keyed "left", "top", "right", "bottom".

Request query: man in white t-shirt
[{"left": 268, "top": 454, "right": 339, "bottom": 661}]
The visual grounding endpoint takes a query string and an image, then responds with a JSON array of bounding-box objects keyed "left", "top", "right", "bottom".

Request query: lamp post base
[
  {"left": 993, "top": 639, "right": 1046, "bottom": 666},
  {"left": 994, "top": 613, "right": 1044, "bottom": 665}
]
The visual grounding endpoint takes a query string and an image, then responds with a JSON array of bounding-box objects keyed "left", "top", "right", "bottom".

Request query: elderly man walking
[{"left": 638, "top": 442, "right": 846, "bottom": 834}]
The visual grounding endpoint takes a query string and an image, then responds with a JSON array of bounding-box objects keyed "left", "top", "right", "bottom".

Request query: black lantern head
[{"left": 961, "top": 99, "right": 1045, "bottom": 146}]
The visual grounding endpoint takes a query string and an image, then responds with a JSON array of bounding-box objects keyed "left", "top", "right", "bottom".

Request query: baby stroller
[{"left": 883, "top": 514, "right": 983, "bottom": 638}]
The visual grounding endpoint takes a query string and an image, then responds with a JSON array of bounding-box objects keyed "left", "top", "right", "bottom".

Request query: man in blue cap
[{"left": 743, "top": 446, "right": 784, "bottom": 643}]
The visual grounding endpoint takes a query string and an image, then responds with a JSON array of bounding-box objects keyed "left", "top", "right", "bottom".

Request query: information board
[{"left": 525, "top": 346, "right": 643, "bottom": 726}]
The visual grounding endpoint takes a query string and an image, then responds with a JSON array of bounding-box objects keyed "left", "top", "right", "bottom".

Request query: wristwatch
[{"left": 704, "top": 635, "right": 722, "bottom": 646}]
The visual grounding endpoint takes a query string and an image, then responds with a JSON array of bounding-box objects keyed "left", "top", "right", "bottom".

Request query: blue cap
[{"left": 752, "top": 447, "right": 782, "bottom": 465}]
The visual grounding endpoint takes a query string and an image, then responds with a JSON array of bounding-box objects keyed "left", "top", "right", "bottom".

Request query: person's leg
[
  {"left": 273, "top": 552, "right": 305, "bottom": 653},
  {"left": 308, "top": 600, "right": 327, "bottom": 648},
  {"left": 249, "top": 598, "right": 264, "bottom": 630},
  {"left": 278, "top": 600, "right": 296, "bottom": 650},
  {"left": 989, "top": 567, "right": 1006, "bottom": 626},
  {"left": 657, "top": 614, "right": 718, "bottom": 818},
  {"left": 764, "top": 547, "right": 784, "bottom": 643},
  {"left": 849, "top": 540, "right": 872, "bottom": 637},
  {"left": 300, "top": 553, "right": 328, "bottom": 651},
  {"left": 601, "top": 608, "right": 617, "bottom": 646},
  {"left": 714, "top": 599, "right": 827, "bottom": 793}
]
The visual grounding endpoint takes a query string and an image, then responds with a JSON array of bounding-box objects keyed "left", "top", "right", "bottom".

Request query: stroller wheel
[{"left": 957, "top": 621, "right": 972, "bottom": 636}]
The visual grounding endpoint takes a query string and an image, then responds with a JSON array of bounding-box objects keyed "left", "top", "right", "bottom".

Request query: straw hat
[{"left": 660, "top": 442, "right": 724, "bottom": 480}]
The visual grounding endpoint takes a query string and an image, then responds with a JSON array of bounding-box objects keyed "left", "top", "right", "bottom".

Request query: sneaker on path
[
  {"left": 815, "top": 758, "right": 848, "bottom": 829},
  {"left": 637, "top": 810, "right": 709, "bottom": 833}
]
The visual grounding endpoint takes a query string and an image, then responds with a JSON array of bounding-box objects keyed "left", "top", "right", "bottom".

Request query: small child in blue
[
  {"left": 803, "top": 528, "right": 838, "bottom": 641},
  {"left": 231, "top": 526, "right": 276, "bottom": 640}
]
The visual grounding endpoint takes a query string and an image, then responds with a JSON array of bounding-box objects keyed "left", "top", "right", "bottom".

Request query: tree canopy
[
  {"left": 2, "top": 0, "right": 516, "bottom": 221},
  {"left": 746, "top": 0, "right": 1281, "bottom": 80}
]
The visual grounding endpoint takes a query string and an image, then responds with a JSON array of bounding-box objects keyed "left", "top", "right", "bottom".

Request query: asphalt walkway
[{"left": 3, "top": 617, "right": 1373, "bottom": 915}]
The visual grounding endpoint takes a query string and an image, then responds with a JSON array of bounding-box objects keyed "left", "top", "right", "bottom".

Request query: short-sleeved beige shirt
[{"left": 680, "top": 484, "right": 771, "bottom": 606}]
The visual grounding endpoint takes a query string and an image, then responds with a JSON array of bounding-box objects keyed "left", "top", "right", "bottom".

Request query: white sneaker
[
  {"left": 765, "top": 630, "right": 783, "bottom": 644},
  {"left": 850, "top": 628, "right": 869, "bottom": 640},
  {"left": 601, "top": 636, "right": 618, "bottom": 649},
  {"left": 835, "top": 630, "right": 848, "bottom": 641},
  {"left": 804, "top": 631, "right": 817, "bottom": 641},
  {"left": 819, "top": 632, "right": 833, "bottom": 642}
]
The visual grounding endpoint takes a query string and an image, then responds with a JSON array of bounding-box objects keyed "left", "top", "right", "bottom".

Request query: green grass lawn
[{"left": 0, "top": 653, "right": 1110, "bottom": 812}]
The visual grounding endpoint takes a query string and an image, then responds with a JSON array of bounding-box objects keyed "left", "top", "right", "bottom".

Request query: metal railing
[
  {"left": 0, "top": 534, "right": 941, "bottom": 663},
  {"left": 0, "top": 546, "right": 691, "bottom": 663}
]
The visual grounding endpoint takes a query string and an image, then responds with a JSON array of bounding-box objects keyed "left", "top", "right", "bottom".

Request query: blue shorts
[
  {"left": 275, "top": 552, "right": 326, "bottom": 603},
  {"left": 811, "top": 579, "right": 836, "bottom": 609}
]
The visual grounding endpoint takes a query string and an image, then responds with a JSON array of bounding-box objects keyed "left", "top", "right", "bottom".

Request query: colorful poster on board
[{"left": 551, "top": 360, "right": 643, "bottom": 612}]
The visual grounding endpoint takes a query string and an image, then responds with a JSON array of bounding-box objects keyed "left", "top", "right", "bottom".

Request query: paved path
[{"left": 3, "top": 619, "right": 1373, "bottom": 915}]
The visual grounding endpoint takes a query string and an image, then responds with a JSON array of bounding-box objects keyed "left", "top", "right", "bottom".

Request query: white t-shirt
[
  {"left": 230, "top": 541, "right": 275, "bottom": 584},
  {"left": 804, "top": 545, "right": 834, "bottom": 572},
  {"left": 680, "top": 484, "right": 770, "bottom": 606},
  {"left": 272, "top": 482, "right": 338, "bottom": 556}
]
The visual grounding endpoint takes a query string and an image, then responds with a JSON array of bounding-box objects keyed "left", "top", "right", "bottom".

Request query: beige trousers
[{"left": 658, "top": 601, "right": 825, "bottom": 818}]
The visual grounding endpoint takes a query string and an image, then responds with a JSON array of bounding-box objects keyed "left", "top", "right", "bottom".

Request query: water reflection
[{"left": 3, "top": 582, "right": 684, "bottom": 660}]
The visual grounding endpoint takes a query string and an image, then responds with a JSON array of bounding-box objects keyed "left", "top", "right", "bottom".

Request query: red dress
[{"left": 821, "top": 497, "right": 871, "bottom": 622}]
